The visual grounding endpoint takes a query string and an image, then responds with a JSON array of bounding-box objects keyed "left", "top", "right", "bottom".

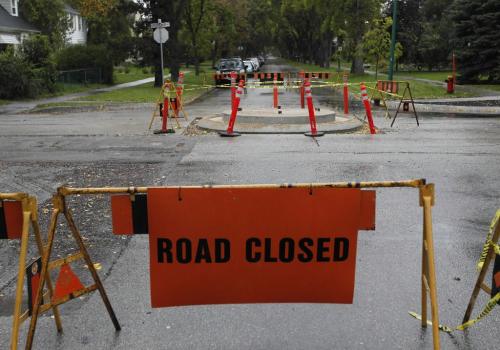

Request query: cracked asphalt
[{"left": 0, "top": 60, "right": 499, "bottom": 349}]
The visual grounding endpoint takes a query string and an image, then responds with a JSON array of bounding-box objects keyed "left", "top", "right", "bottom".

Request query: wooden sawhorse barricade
[
  {"left": 4, "top": 179, "right": 443, "bottom": 349},
  {"left": 1, "top": 192, "right": 62, "bottom": 350},
  {"left": 463, "top": 210, "right": 500, "bottom": 327},
  {"left": 371, "top": 80, "right": 419, "bottom": 127},
  {"left": 23, "top": 191, "right": 121, "bottom": 350},
  {"left": 148, "top": 80, "right": 188, "bottom": 132},
  {"left": 1, "top": 191, "right": 121, "bottom": 350},
  {"left": 31, "top": 179, "right": 441, "bottom": 349}
]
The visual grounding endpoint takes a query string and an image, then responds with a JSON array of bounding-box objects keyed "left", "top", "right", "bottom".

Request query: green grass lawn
[
  {"left": 0, "top": 99, "right": 8, "bottom": 106},
  {"left": 286, "top": 60, "right": 472, "bottom": 99},
  {"left": 394, "top": 71, "right": 453, "bottom": 82},
  {"left": 52, "top": 82, "right": 107, "bottom": 95},
  {"left": 114, "top": 66, "right": 154, "bottom": 84},
  {"left": 78, "top": 63, "right": 214, "bottom": 103}
]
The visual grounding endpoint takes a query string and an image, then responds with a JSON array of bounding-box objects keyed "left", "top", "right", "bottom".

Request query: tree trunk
[
  {"left": 194, "top": 50, "right": 200, "bottom": 76},
  {"left": 375, "top": 56, "right": 379, "bottom": 81},
  {"left": 351, "top": 56, "right": 364, "bottom": 74},
  {"left": 211, "top": 41, "right": 218, "bottom": 68}
]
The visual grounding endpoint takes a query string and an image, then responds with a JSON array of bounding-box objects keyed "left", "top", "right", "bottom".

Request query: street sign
[
  {"left": 147, "top": 187, "right": 376, "bottom": 308},
  {"left": 151, "top": 19, "right": 169, "bottom": 84},
  {"left": 153, "top": 28, "right": 169, "bottom": 44},
  {"left": 151, "top": 22, "right": 170, "bottom": 29}
]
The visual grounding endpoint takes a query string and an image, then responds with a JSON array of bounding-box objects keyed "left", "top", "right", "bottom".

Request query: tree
[
  {"left": 384, "top": 0, "right": 424, "bottom": 66},
  {"left": 74, "top": 0, "right": 136, "bottom": 65},
  {"left": 207, "top": 1, "right": 239, "bottom": 67},
  {"left": 20, "top": 0, "right": 69, "bottom": 48},
  {"left": 135, "top": 1, "right": 187, "bottom": 86},
  {"left": 450, "top": 0, "right": 500, "bottom": 82},
  {"left": 363, "top": 17, "right": 402, "bottom": 80},
  {"left": 277, "top": 0, "right": 340, "bottom": 66},
  {"left": 70, "top": 0, "right": 117, "bottom": 17},
  {"left": 341, "top": 0, "right": 383, "bottom": 74},
  {"left": 182, "top": 0, "right": 208, "bottom": 75}
]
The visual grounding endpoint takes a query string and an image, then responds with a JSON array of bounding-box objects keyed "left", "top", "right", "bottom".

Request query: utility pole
[{"left": 388, "top": 0, "right": 398, "bottom": 81}]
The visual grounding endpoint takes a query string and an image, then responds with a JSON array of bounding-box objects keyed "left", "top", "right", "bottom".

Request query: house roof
[{"left": 0, "top": 6, "right": 39, "bottom": 33}]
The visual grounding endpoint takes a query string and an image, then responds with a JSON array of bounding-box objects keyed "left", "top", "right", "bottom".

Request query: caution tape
[
  {"left": 409, "top": 210, "right": 500, "bottom": 333},
  {"left": 409, "top": 292, "right": 500, "bottom": 333},
  {"left": 477, "top": 209, "right": 500, "bottom": 271}
]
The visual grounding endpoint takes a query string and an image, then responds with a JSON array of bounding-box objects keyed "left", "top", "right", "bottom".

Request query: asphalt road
[{"left": 1, "top": 60, "right": 499, "bottom": 349}]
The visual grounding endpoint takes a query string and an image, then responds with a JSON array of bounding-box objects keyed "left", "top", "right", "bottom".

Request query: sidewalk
[{"left": 0, "top": 77, "right": 159, "bottom": 115}]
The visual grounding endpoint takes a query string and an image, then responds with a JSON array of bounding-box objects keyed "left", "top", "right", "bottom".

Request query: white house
[
  {"left": 65, "top": 4, "right": 87, "bottom": 45},
  {"left": 0, "top": 0, "right": 39, "bottom": 50}
]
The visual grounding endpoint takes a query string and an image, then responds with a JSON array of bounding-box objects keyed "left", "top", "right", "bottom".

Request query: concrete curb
[
  {"left": 197, "top": 114, "right": 364, "bottom": 134},
  {"left": 385, "top": 100, "right": 500, "bottom": 116}
]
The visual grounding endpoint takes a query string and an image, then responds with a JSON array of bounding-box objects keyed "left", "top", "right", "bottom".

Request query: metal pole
[
  {"left": 388, "top": 0, "right": 398, "bottom": 81},
  {"left": 452, "top": 51, "right": 456, "bottom": 84},
  {"left": 159, "top": 20, "right": 164, "bottom": 85}
]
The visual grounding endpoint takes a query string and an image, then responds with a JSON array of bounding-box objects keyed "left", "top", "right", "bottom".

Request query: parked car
[
  {"left": 214, "top": 58, "right": 246, "bottom": 85},
  {"left": 243, "top": 60, "right": 255, "bottom": 73},
  {"left": 249, "top": 57, "right": 260, "bottom": 71},
  {"left": 216, "top": 58, "right": 245, "bottom": 74},
  {"left": 258, "top": 55, "right": 265, "bottom": 66}
]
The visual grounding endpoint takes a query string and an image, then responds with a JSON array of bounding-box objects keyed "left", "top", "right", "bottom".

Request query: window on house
[
  {"left": 78, "top": 17, "right": 82, "bottom": 31},
  {"left": 11, "top": 0, "right": 18, "bottom": 16},
  {"left": 73, "top": 15, "right": 77, "bottom": 30}
]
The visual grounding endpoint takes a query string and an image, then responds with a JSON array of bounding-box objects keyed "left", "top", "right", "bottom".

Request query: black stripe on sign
[
  {"left": 132, "top": 194, "right": 148, "bottom": 234},
  {"left": 492, "top": 253, "right": 500, "bottom": 301},
  {"left": 26, "top": 256, "right": 42, "bottom": 316},
  {"left": 0, "top": 202, "right": 7, "bottom": 239}
]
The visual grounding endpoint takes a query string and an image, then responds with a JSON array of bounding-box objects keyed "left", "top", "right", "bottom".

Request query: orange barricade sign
[
  {"left": 147, "top": 187, "right": 375, "bottom": 308},
  {"left": 0, "top": 200, "right": 23, "bottom": 239}
]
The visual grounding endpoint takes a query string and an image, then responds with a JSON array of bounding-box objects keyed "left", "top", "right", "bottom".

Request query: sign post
[{"left": 151, "top": 19, "right": 170, "bottom": 86}]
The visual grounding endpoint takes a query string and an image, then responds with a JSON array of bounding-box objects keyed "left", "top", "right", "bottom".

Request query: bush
[
  {"left": 57, "top": 44, "right": 114, "bottom": 84},
  {"left": 0, "top": 49, "right": 38, "bottom": 99},
  {"left": 21, "top": 34, "right": 51, "bottom": 67},
  {"left": 20, "top": 35, "right": 58, "bottom": 93}
]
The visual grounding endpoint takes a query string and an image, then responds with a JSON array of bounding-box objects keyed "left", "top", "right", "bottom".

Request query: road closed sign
[{"left": 146, "top": 187, "right": 375, "bottom": 308}]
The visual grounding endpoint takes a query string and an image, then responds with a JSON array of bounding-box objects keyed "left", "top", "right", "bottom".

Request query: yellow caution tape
[
  {"left": 408, "top": 311, "right": 454, "bottom": 333},
  {"left": 409, "top": 293, "right": 500, "bottom": 333},
  {"left": 477, "top": 209, "right": 500, "bottom": 271}
]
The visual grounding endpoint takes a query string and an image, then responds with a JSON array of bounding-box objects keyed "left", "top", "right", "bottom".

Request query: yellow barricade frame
[
  {"left": 463, "top": 211, "right": 500, "bottom": 323},
  {"left": 24, "top": 192, "right": 121, "bottom": 350},
  {"left": 368, "top": 80, "right": 419, "bottom": 127},
  {"left": 0, "top": 192, "right": 62, "bottom": 350},
  {"left": 19, "top": 178, "right": 442, "bottom": 350},
  {"left": 148, "top": 80, "right": 189, "bottom": 132}
]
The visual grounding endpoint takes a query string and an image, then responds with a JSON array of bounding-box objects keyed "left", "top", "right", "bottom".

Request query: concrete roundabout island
[{"left": 197, "top": 107, "right": 364, "bottom": 134}]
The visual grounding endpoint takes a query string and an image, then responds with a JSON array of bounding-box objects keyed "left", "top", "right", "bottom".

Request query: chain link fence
[{"left": 57, "top": 68, "right": 103, "bottom": 84}]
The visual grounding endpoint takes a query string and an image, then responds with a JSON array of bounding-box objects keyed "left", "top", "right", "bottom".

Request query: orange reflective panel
[{"left": 148, "top": 187, "right": 376, "bottom": 308}]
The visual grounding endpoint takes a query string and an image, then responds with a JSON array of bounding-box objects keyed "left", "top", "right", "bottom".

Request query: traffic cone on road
[
  {"left": 176, "top": 71, "right": 184, "bottom": 108},
  {"left": 154, "top": 95, "right": 175, "bottom": 134},
  {"left": 304, "top": 79, "right": 324, "bottom": 137},
  {"left": 220, "top": 80, "right": 244, "bottom": 137},
  {"left": 361, "top": 83, "right": 376, "bottom": 135},
  {"left": 299, "top": 71, "right": 305, "bottom": 109},
  {"left": 273, "top": 73, "right": 279, "bottom": 108},
  {"left": 343, "top": 73, "right": 349, "bottom": 115},
  {"left": 230, "top": 71, "right": 237, "bottom": 111}
]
